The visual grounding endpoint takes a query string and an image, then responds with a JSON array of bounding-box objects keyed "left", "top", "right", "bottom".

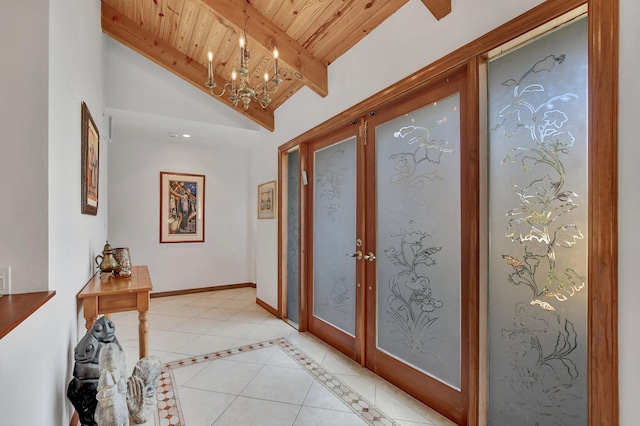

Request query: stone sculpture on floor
[
  {"left": 126, "top": 356, "right": 162, "bottom": 424},
  {"left": 67, "top": 316, "right": 161, "bottom": 426},
  {"left": 95, "top": 343, "right": 129, "bottom": 426},
  {"left": 68, "top": 317, "right": 120, "bottom": 426}
]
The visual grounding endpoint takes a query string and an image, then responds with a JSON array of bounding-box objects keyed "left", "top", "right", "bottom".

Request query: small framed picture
[
  {"left": 258, "top": 180, "right": 276, "bottom": 219},
  {"left": 81, "top": 102, "right": 99, "bottom": 215},
  {"left": 160, "top": 171, "right": 205, "bottom": 243}
]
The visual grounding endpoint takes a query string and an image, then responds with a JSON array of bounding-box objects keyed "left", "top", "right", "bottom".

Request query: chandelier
[{"left": 205, "top": 0, "right": 282, "bottom": 110}]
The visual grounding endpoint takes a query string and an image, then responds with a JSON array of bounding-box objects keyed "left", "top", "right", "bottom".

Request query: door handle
[
  {"left": 364, "top": 252, "right": 376, "bottom": 262},
  {"left": 346, "top": 251, "right": 363, "bottom": 260}
]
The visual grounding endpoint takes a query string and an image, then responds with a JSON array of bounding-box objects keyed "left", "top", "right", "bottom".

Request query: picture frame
[
  {"left": 257, "top": 180, "right": 277, "bottom": 219},
  {"left": 160, "top": 171, "right": 205, "bottom": 243},
  {"left": 81, "top": 102, "right": 100, "bottom": 215}
]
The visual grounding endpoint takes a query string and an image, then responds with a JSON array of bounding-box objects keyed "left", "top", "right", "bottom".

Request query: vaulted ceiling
[{"left": 101, "top": 0, "right": 450, "bottom": 131}]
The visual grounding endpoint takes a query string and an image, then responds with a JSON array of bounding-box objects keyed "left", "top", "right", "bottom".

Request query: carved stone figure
[
  {"left": 89, "top": 316, "right": 120, "bottom": 348},
  {"left": 95, "top": 343, "right": 129, "bottom": 426},
  {"left": 68, "top": 317, "right": 162, "bottom": 426},
  {"left": 68, "top": 332, "right": 101, "bottom": 425},
  {"left": 67, "top": 377, "right": 99, "bottom": 426},
  {"left": 126, "top": 356, "right": 162, "bottom": 424},
  {"left": 68, "top": 317, "right": 121, "bottom": 426}
]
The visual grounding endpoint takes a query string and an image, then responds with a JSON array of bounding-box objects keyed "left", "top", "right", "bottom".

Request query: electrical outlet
[{"left": 0, "top": 266, "right": 11, "bottom": 295}]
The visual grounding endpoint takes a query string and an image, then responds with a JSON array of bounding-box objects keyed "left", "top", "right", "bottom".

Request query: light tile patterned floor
[{"left": 110, "top": 287, "right": 456, "bottom": 426}]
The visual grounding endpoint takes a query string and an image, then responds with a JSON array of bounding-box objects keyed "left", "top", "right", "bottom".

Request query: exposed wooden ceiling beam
[
  {"left": 193, "top": 0, "right": 328, "bottom": 98},
  {"left": 421, "top": 0, "right": 451, "bottom": 20},
  {"left": 101, "top": 3, "right": 275, "bottom": 131}
]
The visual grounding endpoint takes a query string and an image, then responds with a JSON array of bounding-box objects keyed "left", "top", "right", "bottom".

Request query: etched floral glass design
[
  {"left": 286, "top": 149, "right": 300, "bottom": 325},
  {"left": 376, "top": 93, "right": 461, "bottom": 389},
  {"left": 487, "top": 17, "right": 588, "bottom": 425},
  {"left": 313, "top": 137, "right": 357, "bottom": 336}
]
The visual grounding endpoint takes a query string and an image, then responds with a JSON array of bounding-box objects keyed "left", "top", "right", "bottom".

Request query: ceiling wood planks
[
  {"left": 100, "top": 0, "right": 450, "bottom": 130},
  {"left": 312, "top": 0, "right": 411, "bottom": 63},
  {"left": 191, "top": 0, "right": 329, "bottom": 98}
]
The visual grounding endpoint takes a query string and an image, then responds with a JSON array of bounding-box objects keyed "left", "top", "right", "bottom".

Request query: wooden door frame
[{"left": 277, "top": 0, "right": 618, "bottom": 423}]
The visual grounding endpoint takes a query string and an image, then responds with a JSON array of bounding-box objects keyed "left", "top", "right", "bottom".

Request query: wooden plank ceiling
[{"left": 101, "top": 0, "right": 450, "bottom": 131}]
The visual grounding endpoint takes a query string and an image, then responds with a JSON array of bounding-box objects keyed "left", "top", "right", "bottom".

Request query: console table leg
[
  {"left": 84, "top": 297, "right": 98, "bottom": 331},
  {"left": 138, "top": 310, "right": 148, "bottom": 359}
]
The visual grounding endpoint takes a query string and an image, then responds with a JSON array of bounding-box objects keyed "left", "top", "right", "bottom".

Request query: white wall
[
  {"left": 108, "top": 133, "right": 255, "bottom": 292},
  {"left": 0, "top": 0, "right": 49, "bottom": 293},
  {"left": 0, "top": 0, "right": 106, "bottom": 424}
]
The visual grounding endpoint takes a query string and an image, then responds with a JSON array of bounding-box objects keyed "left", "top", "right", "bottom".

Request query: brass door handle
[
  {"left": 364, "top": 252, "right": 376, "bottom": 262},
  {"left": 346, "top": 251, "right": 363, "bottom": 260}
]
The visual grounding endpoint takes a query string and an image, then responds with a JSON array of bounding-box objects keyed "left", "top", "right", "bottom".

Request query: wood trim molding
[
  {"left": 0, "top": 291, "right": 56, "bottom": 340},
  {"left": 277, "top": 152, "right": 284, "bottom": 319},
  {"left": 256, "top": 297, "right": 278, "bottom": 317},
  {"left": 150, "top": 283, "right": 255, "bottom": 298},
  {"left": 464, "top": 57, "right": 481, "bottom": 426},
  {"left": 420, "top": 0, "right": 452, "bottom": 21},
  {"left": 298, "top": 143, "right": 309, "bottom": 332},
  {"left": 100, "top": 3, "right": 275, "bottom": 131},
  {"left": 588, "top": 0, "right": 619, "bottom": 424}
]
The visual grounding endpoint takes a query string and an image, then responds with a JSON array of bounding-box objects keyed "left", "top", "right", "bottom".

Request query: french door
[
  {"left": 307, "top": 124, "right": 364, "bottom": 359},
  {"left": 307, "top": 74, "right": 472, "bottom": 424}
]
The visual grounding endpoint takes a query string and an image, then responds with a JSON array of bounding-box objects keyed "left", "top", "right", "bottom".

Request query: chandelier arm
[{"left": 206, "top": 80, "right": 230, "bottom": 98}]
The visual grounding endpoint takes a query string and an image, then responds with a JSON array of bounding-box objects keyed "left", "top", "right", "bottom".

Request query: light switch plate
[{"left": 0, "top": 266, "right": 11, "bottom": 295}]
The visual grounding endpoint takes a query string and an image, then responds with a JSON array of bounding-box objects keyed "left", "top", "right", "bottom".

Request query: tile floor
[{"left": 110, "top": 286, "right": 456, "bottom": 426}]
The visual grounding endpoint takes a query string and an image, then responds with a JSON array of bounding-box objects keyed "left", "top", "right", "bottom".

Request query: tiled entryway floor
[{"left": 110, "top": 287, "right": 456, "bottom": 426}]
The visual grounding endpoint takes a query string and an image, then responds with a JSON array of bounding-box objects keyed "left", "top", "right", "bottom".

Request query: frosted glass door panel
[
  {"left": 286, "top": 149, "right": 300, "bottom": 325},
  {"left": 376, "top": 93, "right": 461, "bottom": 389},
  {"left": 313, "top": 137, "right": 357, "bottom": 336},
  {"left": 487, "top": 17, "right": 588, "bottom": 425}
]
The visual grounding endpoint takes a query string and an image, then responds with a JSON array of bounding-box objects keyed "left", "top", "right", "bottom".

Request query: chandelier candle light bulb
[
  {"left": 274, "top": 48, "right": 279, "bottom": 75},
  {"left": 239, "top": 37, "right": 245, "bottom": 68}
]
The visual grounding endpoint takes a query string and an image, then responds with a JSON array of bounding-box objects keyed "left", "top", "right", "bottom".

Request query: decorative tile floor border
[{"left": 154, "top": 338, "right": 400, "bottom": 426}]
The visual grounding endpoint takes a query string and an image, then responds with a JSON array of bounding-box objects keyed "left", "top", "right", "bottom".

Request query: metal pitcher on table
[{"left": 95, "top": 241, "right": 118, "bottom": 273}]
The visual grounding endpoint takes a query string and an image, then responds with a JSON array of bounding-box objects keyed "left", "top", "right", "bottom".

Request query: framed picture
[
  {"left": 258, "top": 180, "right": 277, "bottom": 219},
  {"left": 81, "top": 102, "right": 100, "bottom": 215},
  {"left": 160, "top": 171, "right": 205, "bottom": 243}
]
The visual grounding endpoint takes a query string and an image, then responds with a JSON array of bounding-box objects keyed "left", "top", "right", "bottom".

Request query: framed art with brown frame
[
  {"left": 160, "top": 171, "right": 205, "bottom": 243},
  {"left": 81, "top": 101, "right": 100, "bottom": 215},
  {"left": 258, "top": 180, "right": 277, "bottom": 219}
]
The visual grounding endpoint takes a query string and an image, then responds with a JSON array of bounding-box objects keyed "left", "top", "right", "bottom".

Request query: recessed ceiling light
[{"left": 182, "top": 134, "right": 191, "bottom": 138}]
